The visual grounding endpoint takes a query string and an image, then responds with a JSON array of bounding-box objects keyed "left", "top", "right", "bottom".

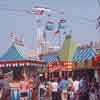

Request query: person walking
[
  {"left": 50, "top": 77, "right": 59, "bottom": 100},
  {"left": 0, "top": 72, "right": 11, "bottom": 100},
  {"left": 79, "top": 75, "right": 89, "bottom": 100},
  {"left": 59, "top": 76, "right": 69, "bottom": 100},
  {"left": 20, "top": 73, "right": 30, "bottom": 100}
]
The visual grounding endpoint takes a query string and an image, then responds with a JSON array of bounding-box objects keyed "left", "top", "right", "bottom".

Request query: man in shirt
[{"left": 59, "top": 76, "right": 69, "bottom": 100}]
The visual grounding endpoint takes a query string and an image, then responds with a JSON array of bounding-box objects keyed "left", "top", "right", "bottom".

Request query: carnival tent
[
  {"left": 73, "top": 46, "right": 97, "bottom": 62},
  {"left": 0, "top": 40, "right": 47, "bottom": 81},
  {"left": 0, "top": 41, "right": 46, "bottom": 68},
  {"left": 0, "top": 42, "right": 37, "bottom": 61},
  {"left": 72, "top": 46, "right": 97, "bottom": 70}
]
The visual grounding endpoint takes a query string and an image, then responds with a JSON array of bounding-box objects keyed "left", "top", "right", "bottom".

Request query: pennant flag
[{"left": 45, "top": 21, "right": 55, "bottom": 31}]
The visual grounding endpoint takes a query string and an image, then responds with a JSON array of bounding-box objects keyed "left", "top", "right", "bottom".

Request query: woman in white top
[{"left": 50, "top": 78, "right": 59, "bottom": 100}]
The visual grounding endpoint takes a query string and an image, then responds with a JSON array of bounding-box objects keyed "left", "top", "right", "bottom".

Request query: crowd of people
[
  {"left": 39, "top": 74, "right": 100, "bottom": 100},
  {"left": 0, "top": 71, "right": 39, "bottom": 100},
  {"left": 0, "top": 70, "right": 100, "bottom": 100}
]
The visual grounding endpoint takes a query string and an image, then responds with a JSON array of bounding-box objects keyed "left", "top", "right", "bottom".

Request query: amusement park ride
[
  {"left": 31, "top": 6, "right": 67, "bottom": 54},
  {"left": 0, "top": 2, "right": 100, "bottom": 54},
  {"left": 0, "top": 6, "right": 67, "bottom": 54}
]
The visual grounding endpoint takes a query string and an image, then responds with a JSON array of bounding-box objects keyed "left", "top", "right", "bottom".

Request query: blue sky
[{"left": 0, "top": 0, "right": 100, "bottom": 55}]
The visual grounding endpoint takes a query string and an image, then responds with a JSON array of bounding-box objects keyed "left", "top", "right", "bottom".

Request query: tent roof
[
  {"left": 73, "top": 47, "right": 97, "bottom": 62},
  {"left": 0, "top": 42, "right": 37, "bottom": 61},
  {"left": 40, "top": 52, "right": 59, "bottom": 63}
]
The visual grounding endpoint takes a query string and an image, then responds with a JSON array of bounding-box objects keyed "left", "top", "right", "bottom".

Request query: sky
[{"left": 0, "top": 0, "right": 100, "bottom": 55}]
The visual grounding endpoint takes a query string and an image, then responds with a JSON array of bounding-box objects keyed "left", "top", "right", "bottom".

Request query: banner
[{"left": 48, "top": 61, "right": 73, "bottom": 72}]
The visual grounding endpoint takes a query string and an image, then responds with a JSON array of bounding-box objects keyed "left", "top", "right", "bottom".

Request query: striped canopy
[
  {"left": 0, "top": 42, "right": 46, "bottom": 68},
  {"left": 73, "top": 47, "right": 97, "bottom": 62},
  {"left": 0, "top": 42, "right": 37, "bottom": 61},
  {"left": 40, "top": 52, "right": 59, "bottom": 63}
]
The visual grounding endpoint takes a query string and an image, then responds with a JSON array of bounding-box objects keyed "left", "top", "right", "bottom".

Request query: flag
[{"left": 45, "top": 21, "right": 55, "bottom": 31}]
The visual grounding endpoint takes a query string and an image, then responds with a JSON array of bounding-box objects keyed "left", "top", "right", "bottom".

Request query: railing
[{"left": 10, "top": 88, "right": 32, "bottom": 100}]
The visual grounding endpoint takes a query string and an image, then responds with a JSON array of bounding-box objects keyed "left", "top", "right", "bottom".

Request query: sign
[{"left": 48, "top": 61, "right": 73, "bottom": 72}]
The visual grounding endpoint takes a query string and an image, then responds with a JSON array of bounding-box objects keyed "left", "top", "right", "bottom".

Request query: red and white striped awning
[{"left": 0, "top": 60, "right": 47, "bottom": 68}]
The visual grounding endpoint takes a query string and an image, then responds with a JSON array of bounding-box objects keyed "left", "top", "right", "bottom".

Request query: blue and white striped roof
[
  {"left": 0, "top": 42, "right": 37, "bottom": 61},
  {"left": 73, "top": 47, "right": 97, "bottom": 62},
  {"left": 41, "top": 52, "right": 59, "bottom": 63}
]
